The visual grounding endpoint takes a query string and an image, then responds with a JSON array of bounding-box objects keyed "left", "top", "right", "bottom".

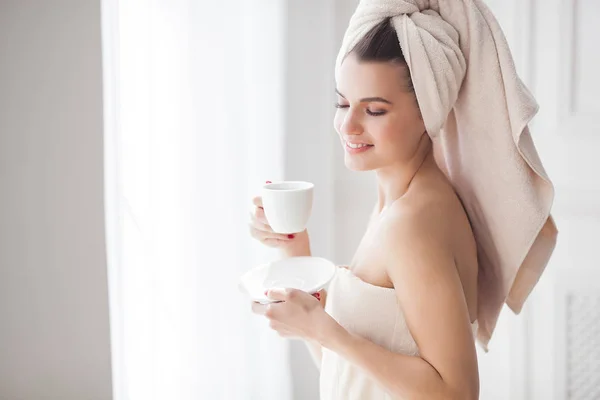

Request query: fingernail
[
  {"left": 264, "top": 290, "right": 269, "bottom": 296},
  {"left": 288, "top": 234, "right": 295, "bottom": 239},
  {"left": 266, "top": 180, "right": 272, "bottom": 184},
  {"left": 312, "top": 293, "right": 320, "bottom": 300}
]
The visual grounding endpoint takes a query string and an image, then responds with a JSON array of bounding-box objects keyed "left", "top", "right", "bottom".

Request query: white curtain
[{"left": 101, "top": 1, "right": 293, "bottom": 399}]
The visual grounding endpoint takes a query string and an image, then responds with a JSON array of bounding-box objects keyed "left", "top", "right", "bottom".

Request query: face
[{"left": 334, "top": 53, "right": 426, "bottom": 172}]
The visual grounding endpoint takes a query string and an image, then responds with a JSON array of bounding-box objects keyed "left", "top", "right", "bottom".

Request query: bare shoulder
[
  {"left": 378, "top": 178, "right": 479, "bottom": 394},
  {"left": 379, "top": 173, "right": 479, "bottom": 320},
  {"left": 380, "top": 178, "right": 472, "bottom": 256}
]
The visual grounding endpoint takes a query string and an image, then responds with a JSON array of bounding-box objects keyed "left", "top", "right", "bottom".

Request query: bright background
[{"left": 1, "top": 1, "right": 599, "bottom": 399}]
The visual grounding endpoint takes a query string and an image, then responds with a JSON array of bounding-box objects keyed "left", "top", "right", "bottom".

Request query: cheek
[
  {"left": 333, "top": 112, "right": 343, "bottom": 134},
  {"left": 370, "top": 118, "right": 400, "bottom": 146},
  {"left": 369, "top": 117, "right": 415, "bottom": 162},
  {"left": 375, "top": 115, "right": 425, "bottom": 162}
]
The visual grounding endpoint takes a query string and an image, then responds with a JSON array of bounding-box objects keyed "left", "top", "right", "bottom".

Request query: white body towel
[{"left": 320, "top": 268, "right": 478, "bottom": 399}]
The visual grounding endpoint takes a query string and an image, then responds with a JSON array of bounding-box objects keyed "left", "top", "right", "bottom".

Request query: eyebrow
[{"left": 335, "top": 88, "right": 393, "bottom": 105}]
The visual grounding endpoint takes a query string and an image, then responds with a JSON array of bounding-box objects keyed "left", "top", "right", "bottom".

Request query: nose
[{"left": 339, "top": 109, "right": 362, "bottom": 137}]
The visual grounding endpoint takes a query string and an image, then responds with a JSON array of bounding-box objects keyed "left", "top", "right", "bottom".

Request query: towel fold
[{"left": 336, "top": 0, "right": 558, "bottom": 350}]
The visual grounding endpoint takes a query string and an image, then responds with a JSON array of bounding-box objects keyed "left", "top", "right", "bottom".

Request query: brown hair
[{"left": 350, "top": 18, "right": 415, "bottom": 94}]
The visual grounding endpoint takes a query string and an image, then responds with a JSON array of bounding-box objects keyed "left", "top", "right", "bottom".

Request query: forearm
[
  {"left": 305, "top": 290, "right": 328, "bottom": 369},
  {"left": 323, "top": 326, "right": 468, "bottom": 400},
  {"left": 280, "top": 232, "right": 323, "bottom": 368}
]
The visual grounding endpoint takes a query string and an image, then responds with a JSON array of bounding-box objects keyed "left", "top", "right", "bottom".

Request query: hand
[
  {"left": 251, "top": 288, "right": 339, "bottom": 344},
  {"left": 249, "top": 195, "right": 310, "bottom": 255}
]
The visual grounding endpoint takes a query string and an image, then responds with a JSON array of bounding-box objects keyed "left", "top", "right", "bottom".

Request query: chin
[{"left": 344, "top": 156, "right": 376, "bottom": 172}]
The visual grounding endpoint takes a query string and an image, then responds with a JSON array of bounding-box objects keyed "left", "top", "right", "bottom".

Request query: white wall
[{"left": 0, "top": 1, "right": 113, "bottom": 399}]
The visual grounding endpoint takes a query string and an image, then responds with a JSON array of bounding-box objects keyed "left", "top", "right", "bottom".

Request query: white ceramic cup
[{"left": 261, "top": 181, "right": 314, "bottom": 234}]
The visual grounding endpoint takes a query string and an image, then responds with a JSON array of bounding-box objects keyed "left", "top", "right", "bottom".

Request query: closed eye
[
  {"left": 366, "top": 109, "right": 386, "bottom": 116},
  {"left": 336, "top": 103, "right": 386, "bottom": 116}
]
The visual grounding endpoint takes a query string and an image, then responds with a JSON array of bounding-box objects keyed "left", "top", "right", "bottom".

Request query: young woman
[
  {"left": 250, "top": 18, "right": 478, "bottom": 399},
  {"left": 248, "top": 2, "right": 556, "bottom": 398}
]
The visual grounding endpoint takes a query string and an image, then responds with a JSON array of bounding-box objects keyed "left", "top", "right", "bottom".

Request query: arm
[
  {"left": 279, "top": 230, "right": 324, "bottom": 368},
  {"left": 320, "top": 211, "right": 479, "bottom": 400},
  {"left": 250, "top": 197, "right": 324, "bottom": 368}
]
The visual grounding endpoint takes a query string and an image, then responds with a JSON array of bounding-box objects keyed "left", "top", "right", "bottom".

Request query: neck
[{"left": 375, "top": 134, "right": 434, "bottom": 213}]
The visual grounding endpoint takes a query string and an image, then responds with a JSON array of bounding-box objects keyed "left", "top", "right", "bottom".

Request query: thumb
[{"left": 265, "top": 287, "right": 289, "bottom": 301}]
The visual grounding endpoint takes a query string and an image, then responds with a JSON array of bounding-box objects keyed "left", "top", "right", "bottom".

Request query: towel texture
[
  {"left": 320, "top": 267, "right": 479, "bottom": 399},
  {"left": 336, "top": 0, "right": 558, "bottom": 350}
]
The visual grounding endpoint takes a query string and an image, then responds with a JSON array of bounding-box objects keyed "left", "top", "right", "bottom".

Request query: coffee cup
[{"left": 261, "top": 181, "right": 314, "bottom": 234}]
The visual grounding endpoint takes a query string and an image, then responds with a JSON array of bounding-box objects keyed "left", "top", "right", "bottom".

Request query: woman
[{"left": 249, "top": 1, "right": 557, "bottom": 399}]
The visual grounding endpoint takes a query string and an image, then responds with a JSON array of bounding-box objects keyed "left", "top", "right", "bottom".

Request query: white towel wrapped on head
[{"left": 336, "top": 0, "right": 558, "bottom": 350}]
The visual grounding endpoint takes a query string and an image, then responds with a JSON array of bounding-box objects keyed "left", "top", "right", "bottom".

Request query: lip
[
  {"left": 344, "top": 141, "right": 374, "bottom": 154},
  {"left": 344, "top": 139, "right": 373, "bottom": 146}
]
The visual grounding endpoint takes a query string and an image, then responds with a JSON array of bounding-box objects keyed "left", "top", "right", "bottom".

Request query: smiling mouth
[
  {"left": 346, "top": 142, "right": 373, "bottom": 149},
  {"left": 344, "top": 141, "right": 374, "bottom": 154}
]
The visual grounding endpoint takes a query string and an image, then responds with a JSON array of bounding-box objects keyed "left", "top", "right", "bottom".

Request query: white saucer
[{"left": 239, "top": 256, "right": 336, "bottom": 304}]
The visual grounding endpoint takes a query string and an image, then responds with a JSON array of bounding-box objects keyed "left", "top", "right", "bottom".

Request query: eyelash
[{"left": 334, "top": 103, "right": 386, "bottom": 116}]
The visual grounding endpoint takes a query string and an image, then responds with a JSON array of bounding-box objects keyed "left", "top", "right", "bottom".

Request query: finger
[
  {"left": 249, "top": 224, "right": 291, "bottom": 242},
  {"left": 253, "top": 206, "right": 269, "bottom": 225},
  {"left": 316, "top": 289, "right": 327, "bottom": 306},
  {"left": 269, "top": 320, "right": 293, "bottom": 337},
  {"left": 252, "top": 196, "right": 263, "bottom": 209},
  {"left": 249, "top": 210, "right": 272, "bottom": 231},
  {"left": 263, "top": 238, "right": 291, "bottom": 248},
  {"left": 251, "top": 301, "right": 268, "bottom": 315},
  {"left": 263, "top": 301, "right": 286, "bottom": 320},
  {"left": 269, "top": 320, "right": 286, "bottom": 330},
  {"left": 266, "top": 287, "right": 299, "bottom": 302},
  {"left": 250, "top": 215, "right": 297, "bottom": 242},
  {"left": 249, "top": 225, "right": 293, "bottom": 242},
  {"left": 276, "top": 329, "right": 295, "bottom": 338},
  {"left": 269, "top": 320, "right": 293, "bottom": 336}
]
